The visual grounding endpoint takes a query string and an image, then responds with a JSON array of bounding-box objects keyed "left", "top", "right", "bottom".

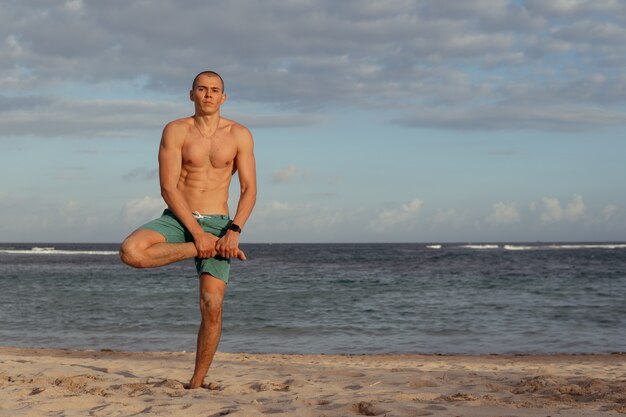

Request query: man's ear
[
  {"left": 189, "top": 90, "right": 194, "bottom": 101},
  {"left": 221, "top": 93, "right": 227, "bottom": 104}
]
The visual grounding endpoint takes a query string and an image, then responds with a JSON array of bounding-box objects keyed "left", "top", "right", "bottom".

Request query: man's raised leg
[
  {"left": 119, "top": 229, "right": 198, "bottom": 268},
  {"left": 188, "top": 274, "right": 226, "bottom": 389},
  {"left": 119, "top": 229, "right": 245, "bottom": 268}
]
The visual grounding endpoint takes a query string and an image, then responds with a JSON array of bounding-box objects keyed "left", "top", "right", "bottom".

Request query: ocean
[{"left": 1, "top": 242, "right": 625, "bottom": 355}]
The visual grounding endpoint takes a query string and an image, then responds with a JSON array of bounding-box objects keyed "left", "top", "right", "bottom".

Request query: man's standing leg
[{"left": 188, "top": 274, "right": 226, "bottom": 389}]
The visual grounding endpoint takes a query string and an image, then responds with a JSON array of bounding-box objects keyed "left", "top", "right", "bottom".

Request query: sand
[{"left": 1, "top": 347, "right": 625, "bottom": 416}]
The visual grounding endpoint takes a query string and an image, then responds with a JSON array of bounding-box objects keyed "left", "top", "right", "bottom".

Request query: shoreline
[
  {"left": 2, "top": 344, "right": 625, "bottom": 357},
  {"left": 2, "top": 347, "right": 625, "bottom": 416}
]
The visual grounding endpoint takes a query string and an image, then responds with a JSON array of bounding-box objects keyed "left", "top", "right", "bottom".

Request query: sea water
[{"left": 0, "top": 242, "right": 625, "bottom": 354}]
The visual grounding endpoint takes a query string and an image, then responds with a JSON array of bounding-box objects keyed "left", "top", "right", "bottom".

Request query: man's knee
[
  {"left": 200, "top": 290, "right": 224, "bottom": 323},
  {"left": 119, "top": 237, "right": 148, "bottom": 268}
]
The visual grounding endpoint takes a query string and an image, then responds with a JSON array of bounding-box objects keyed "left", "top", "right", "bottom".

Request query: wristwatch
[{"left": 228, "top": 223, "right": 242, "bottom": 233}]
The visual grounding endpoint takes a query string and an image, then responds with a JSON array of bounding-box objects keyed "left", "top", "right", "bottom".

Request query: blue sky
[{"left": 1, "top": 0, "right": 625, "bottom": 243}]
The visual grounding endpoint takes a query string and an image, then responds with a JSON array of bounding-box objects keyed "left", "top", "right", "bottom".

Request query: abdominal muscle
[{"left": 177, "top": 167, "right": 233, "bottom": 215}]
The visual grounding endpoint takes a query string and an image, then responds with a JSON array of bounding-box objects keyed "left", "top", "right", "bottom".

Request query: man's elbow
[
  {"left": 240, "top": 184, "right": 257, "bottom": 201},
  {"left": 160, "top": 186, "right": 176, "bottom": 200},
  {"left": 242, "top": 184, "right": 257, "bottom": 195}
]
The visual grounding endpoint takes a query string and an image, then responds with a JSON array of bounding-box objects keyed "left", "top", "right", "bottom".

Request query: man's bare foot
[
  {"left": 185, "top": 378, "right": 203, "bottom": 389},
  {"left": 219, "top": 249, "right": 246, "bottom": 260},
  {"left": 185, "top": 381, "right": 221, "bottom": 390}
]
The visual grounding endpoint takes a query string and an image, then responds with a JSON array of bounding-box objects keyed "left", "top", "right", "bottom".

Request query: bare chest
[{"left": 182, "top": 132, "right": 237, "bottom": 170}]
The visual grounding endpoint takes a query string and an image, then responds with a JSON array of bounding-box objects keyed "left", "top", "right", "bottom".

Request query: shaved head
[{"left": 192, "top": 71, "right": 224, "bottom": 92}]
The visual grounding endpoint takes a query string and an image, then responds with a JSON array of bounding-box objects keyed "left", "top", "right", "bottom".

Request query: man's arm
[
  {"left": 158, "top": 122, "right": 218, "bottom": 259},
  {"left": 215, "top": 126, "right": 257, "bottom": 259}
]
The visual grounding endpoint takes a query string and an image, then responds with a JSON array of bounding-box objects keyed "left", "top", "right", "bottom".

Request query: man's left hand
[{"left": 215, "top": 230, "right": 242, "bottom": 259}]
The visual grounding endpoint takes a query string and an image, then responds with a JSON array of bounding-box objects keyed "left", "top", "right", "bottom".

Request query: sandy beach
[{"left": 1, "top": 347, "right": 624, "bottom": 416}]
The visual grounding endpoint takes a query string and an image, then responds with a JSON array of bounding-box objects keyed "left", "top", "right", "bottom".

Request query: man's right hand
[{"left": 194, "top": 233, "right": 219, "bottom": 259}]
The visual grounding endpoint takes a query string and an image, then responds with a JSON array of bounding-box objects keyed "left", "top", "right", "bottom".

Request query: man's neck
[{"left": 193, "top": 112, "right": 221, "bottom": 137}]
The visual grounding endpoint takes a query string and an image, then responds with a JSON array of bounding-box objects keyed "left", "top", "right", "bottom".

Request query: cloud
[
  {"left": 0, "top": 96, "right": 184, "bottom": 137},
  {"left": 0, "top": 194, "right": 122, "bottom": 241},
  {"left": 485, "top": 202, "right": 521, "bottom": 225},
  {"left": 267, "top": 200, "right": 291, "bottom": 211},
  {"left": 394, "top": 103, "right": 626, "bottom": 131},
  {"left": 65, "top": 0, "right": 83, "bottom": 12},
  {"left": 370, "top": 198, "right": 422, "bottom": 232},
  {"left": 432, "top": 208, "right": 457, "bottom": 224},
  {"left": 272, "top": 166, "right": 299, "bottom": 184},
  {"left": 2, "top": 0, "right": 626, "bottom": 132},
  {"left": 249, "top": 200, "right": 354, "bottom": 241},
  {"left": 565, "top": 194, "right": 586, "bottom": 220},
  {"left": 0, "top": 94, "right": 325, "bottom": 137},
  {"left": 428, "top": 207, "right": 469, "bottom": 233},
  {"left": 602, "top": 204, "right": 618, "bottom": 221},
  {"left": 539, "top": 194, "right": 586, "bottom": 223},
  {"left": 524, "top": 0, "right": 626, "bottom": 19},
  {"left": 60, "top": 200, "right": 100, "bottom": 228},
  {"left": 122, "top": 168, "right": 158, "bottom": 182},
  {"left": 540, "top": 197, "right": 563, "bottom": 223},
  {"left": 233, "top": 113, "right": 327, "bottom": 128},
  {"left": 122, "top": 196, "right": 164, "bottom": 226}
]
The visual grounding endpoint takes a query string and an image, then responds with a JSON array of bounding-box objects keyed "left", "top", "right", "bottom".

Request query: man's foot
[
  {"left": 210, "top": 249, "right": 246, "bottom": 260},
  {"left": 185, "top": 378, "right": 203, "bottom": 389},
  {"left": 185, "top": 380, "right": 221, "bottom": 390}
]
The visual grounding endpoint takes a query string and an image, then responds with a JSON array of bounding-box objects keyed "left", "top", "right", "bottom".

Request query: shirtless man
[{"left": 119, "top": 71, "right": 256, "bottom": 389}]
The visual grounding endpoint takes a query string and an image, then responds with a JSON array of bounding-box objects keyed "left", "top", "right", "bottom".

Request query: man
[{"left": 119, "top": 71, "right": 256, "bottom": 389}]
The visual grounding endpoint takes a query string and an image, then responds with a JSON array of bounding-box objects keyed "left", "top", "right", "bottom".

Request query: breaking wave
[
  {"left": 0, "top": 247, "right": 118, "bottom": 256},
  {"left": 504, "top": 244, "right": 626, "bottom": 251},
  {"left": 461, "top": 244, "right": 499, "bottom": 250}
]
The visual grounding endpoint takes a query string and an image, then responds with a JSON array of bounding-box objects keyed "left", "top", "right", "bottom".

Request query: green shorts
[{"left": 139, "top": 209, "right": 231, "bottom": 283}]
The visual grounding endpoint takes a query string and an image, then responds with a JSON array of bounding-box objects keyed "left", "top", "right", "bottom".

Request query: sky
[{"left": 1, "top": 0, "right": 625, "bottom": 243}]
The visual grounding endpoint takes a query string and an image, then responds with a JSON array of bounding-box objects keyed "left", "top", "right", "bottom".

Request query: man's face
[{"left": 190, "top": 75, "right": 226, "bottom": 113}]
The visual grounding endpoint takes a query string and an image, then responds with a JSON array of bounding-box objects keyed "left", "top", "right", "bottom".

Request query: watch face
[{"left": 229, "top": 223, "right": 242, "bottom": 233}]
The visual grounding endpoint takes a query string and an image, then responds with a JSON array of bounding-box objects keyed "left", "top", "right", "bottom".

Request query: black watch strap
[{"left": 229, "top": 223, "right": 242, "bottom": 233}]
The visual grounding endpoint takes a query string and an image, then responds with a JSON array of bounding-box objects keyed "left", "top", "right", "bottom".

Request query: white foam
[
  {"left": 0, "top": 247, "right": 118, "bottom": 255},
  {"left": 548, "top": 244, "right": 626, "bottom": 250},
  {"left": 426, "top": 245, "right": 442, "bottom": 249},
  {"left": 504, "top": 243, "right": 626, "bottom": 250},
  {"left": 503, "top": 244, "right": 626, "bottom": 251},
  {"left": 462, "top": 244, "right": 499, "bottom": 250},
  {"left": 504, "top": 245, "right": 535, "bottom": 251}
]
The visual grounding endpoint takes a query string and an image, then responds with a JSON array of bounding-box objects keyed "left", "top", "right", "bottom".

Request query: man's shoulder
[
  {"left": 160, "top": 117, "right": 193, "bottom": 145},
  {"left": 165, "top": 117, "right": 193, "bottom": 131},
  {"left": 222, "top": 117, "right": 252, "bottom": 140},
  {"left": 162, "top": 118, "right": 193, "bottom": 139},
  {"left": 220, "top": 117, "right": 246, "bottom": 130}
]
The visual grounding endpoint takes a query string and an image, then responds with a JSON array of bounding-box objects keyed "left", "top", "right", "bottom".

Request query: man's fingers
[
  {"left": 212, "top": 248, "right": 246, "bottom": 260},
  {"left": 197, "top": 248, "right": 216, "bottom": 259}
]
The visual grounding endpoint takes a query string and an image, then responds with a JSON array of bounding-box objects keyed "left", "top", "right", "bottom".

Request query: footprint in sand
[
  {"left": 250, "top": 381, "right": 290, "bottom": 392},
  {"left": 207, "top": 407, "right": 239, "bottom": 416},
  {"left": 424, "top": 404, "right": 447, "bottom": 411},
  {"left": 29, "top": 387, "right": 46, "bottom": 395},
  {"left": 155, "top": 379, "right": 185, "bottom": 390},
  {"left": 352, "top": 401, "right": 389, "bottom": 416},
  {"left": 118, "top": 382, "right": 153, "bottom": 397},
  {"left": 54, "top": 375, "right": 107, "bottom": 396},
  {"left": 407, "top": 379, "right": 439, "bottom": 389}
]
